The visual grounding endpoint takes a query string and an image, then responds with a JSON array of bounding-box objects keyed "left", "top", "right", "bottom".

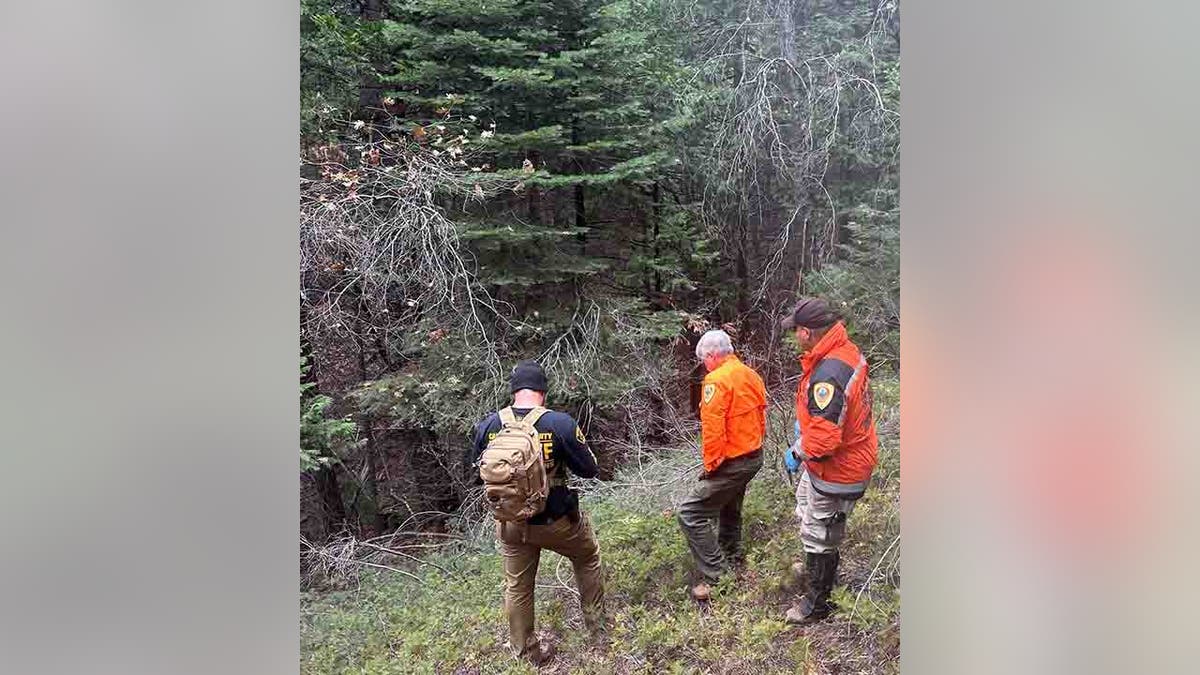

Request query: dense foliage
[
  {"left": 301, "top": 357, "right": 359, "bottom": 472},
  {"left": 299, "top": 0, "right": 898, "bottom": 538}
]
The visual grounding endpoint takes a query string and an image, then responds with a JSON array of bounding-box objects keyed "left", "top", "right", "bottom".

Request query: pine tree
[{"left": 372, "top": 1, "right": 705, "bottom": 377}]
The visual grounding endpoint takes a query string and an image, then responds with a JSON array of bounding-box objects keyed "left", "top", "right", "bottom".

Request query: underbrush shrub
[{"left": 303, "top": 377, "right": 900, "bottom": 674}]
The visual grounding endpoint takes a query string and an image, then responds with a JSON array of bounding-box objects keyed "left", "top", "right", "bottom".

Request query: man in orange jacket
[
  {"left": 677, "top": 329, "right": 767, "bottom": 601},
  {"left": 780, "top": 297, "right": 878, "bottom": 623}
]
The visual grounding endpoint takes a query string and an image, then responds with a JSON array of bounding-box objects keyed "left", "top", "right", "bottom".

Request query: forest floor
[{"left": 301, "top": 378, "right": 899, "bottom": 674}]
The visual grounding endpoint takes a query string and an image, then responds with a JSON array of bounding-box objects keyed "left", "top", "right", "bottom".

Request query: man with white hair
[{"left": 677, "top": 329, "right": 767, "bottom": 601}]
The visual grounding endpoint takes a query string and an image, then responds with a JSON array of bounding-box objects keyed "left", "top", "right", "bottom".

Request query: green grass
[{"left": 302, "top": 378, "right": 900, "bottom": 674}]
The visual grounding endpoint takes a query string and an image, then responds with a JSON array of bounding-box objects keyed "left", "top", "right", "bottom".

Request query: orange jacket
[
  {"left": 796, "top": 322, "right": 878, "bottom": 498},
  {"left": 700, "top": 355, "right": 767, "bottom": 472}
]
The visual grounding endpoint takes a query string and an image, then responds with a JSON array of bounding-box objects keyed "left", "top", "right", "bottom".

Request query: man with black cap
[
  {"left": 779, "top": 297, "right": 879, "bottom": 624},
  {"left": 468, "top": 360, "right": 605, "bottom": 665}
]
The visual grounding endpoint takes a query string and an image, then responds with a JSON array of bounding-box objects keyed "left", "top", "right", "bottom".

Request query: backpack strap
[
  {"left": 519, "top": 407, "right": 567, "bottom": 486},
  {"left": 498, "top": 407, "right": 518, "bottom": 427},
  {"left": 513, "top": 403, "right": 568, "bottom": 482},
  {"left": 520, "top": 406, "right": 549, "bottom": 427}
]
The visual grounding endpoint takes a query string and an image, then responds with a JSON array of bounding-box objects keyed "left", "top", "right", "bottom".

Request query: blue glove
[{"left": 784, "top": 440, "right": 802, "bottom": 474}]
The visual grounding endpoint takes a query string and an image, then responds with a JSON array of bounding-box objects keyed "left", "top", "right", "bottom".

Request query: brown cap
[{"left": 780, "top": 297, "right": 839, "bottom": 330}]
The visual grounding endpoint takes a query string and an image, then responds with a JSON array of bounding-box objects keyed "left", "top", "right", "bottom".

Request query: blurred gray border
[
  {"left": 0, "top": 2, "right": 299, "bottom": 673},
  {"left": 904, "top": 2, "right": 1199, "bottom": 674},
  {"left": 3, "top": 0, "right": 1199, "bottom": 673}
]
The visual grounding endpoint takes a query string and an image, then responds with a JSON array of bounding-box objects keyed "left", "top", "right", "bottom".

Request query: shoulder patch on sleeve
[
  {"left": 806, "top": 372, "right": 847, "bottom": 423},
  {"left": 813, "top": 382, "right": 835, "bottom": 410},
  {"left": 702, "top": 383, "right": 716, "bottom": 404}
]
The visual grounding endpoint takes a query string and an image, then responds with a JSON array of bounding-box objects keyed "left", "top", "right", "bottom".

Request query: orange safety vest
[
  {"left": 796, "top": 322, "right": 878, "bottom": 498},
  {"left": 700, "top": 355, "right": 767, "bottom": 472}
]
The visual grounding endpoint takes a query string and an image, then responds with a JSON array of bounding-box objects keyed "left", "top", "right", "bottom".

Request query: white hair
[{"left": 695, "top": 329, "right": 734, "bottom": 360}]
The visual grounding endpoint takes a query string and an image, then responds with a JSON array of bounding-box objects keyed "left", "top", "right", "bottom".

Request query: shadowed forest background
[{"left": 300, "top": 0, "right": 899, "bottom": 671}]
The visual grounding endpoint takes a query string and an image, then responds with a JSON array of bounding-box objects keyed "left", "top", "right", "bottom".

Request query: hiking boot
[
  {"left": 784, "top": 551, "right": 838, "bottom": 625},
  {"left": 524, "top": 639, "right": 556, "bottom": 667},
  {"left": 785, "top": 594, "right": 833, "bottom": 624},
  {"left": 691, "top": 582, "right": 712, "bottom": 602}
]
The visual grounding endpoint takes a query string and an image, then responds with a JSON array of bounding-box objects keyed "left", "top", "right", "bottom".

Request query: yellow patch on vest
[
  {"left": 813, "top": 382, "right": 835, "bottom": 410},
  {"left": 702, "top": 383, "right": 716, "bottom": 404}
]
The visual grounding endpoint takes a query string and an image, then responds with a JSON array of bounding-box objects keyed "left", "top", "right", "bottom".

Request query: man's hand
[
  {"left": 697, "top": 469, "right": 710, "bottom": 481},
  {"left": 784, "top": 440, "right": 803, "bottom": 474}
]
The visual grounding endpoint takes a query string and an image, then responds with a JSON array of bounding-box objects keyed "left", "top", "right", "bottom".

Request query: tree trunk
[
  {"left": 652, "top": 180, "right": 662, "bottom": 294},
  {"left": 526, "top": 149, "right": 542, "bottom": 227},
  {"left": 355, "top": 300, "right": 388, "bottom": 535},
  {"left": 300, "top": 308, "right": 347, "bottom": 538},
  {"left": 778, "top": 0, "right": 799, "bottom": 98},
  {"left": 571, "top": 122, "right": 587, "bottom": 254},
  {"left": 313, "top": 466, "right": 347, "bottom": 534},
  {"left": 357, "top": 0, "right": 386, "bottom": 122},
  {"left": 735, "top": 232, "right": 749, "bottom": 317}
]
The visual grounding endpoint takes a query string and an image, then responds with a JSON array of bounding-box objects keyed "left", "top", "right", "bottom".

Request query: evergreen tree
[
  {"left": 298, "top": 0, "right": 900, "bottom": 538},
  {"left": 362, "top": 0, "right": 710, "bottom": 400}
]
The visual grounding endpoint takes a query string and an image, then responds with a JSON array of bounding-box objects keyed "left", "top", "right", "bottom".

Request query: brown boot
[{"left": 785, "top": 595, "right": 831, "bottom": 625}]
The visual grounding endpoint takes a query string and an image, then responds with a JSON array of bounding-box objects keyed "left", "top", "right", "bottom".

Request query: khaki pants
[
  {"left": 795, "top": 469, "right": 858, "bottom": 553},
  {"left": 677, "top": 452, "right": 763, "bottom": 583},
  {"left": 497, "top": 512, "right": 605, "bottom": 655}
]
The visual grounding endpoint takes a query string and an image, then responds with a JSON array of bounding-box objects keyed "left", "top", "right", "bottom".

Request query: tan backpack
[{"left": 479, "top": 406, "right": 550, "bottom": 522}]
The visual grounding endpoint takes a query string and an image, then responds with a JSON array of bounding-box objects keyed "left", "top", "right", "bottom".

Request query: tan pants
[
  {"left": 497, "top": 513, "right": 605, "bottom": 654},
  {"left": 795, "top": 469, "right": 858, "bottom": 554}
]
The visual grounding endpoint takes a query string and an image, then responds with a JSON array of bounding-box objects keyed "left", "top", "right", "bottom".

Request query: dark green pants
[{"left": 677, "top": 452, "right": 763, "bottom": 583}]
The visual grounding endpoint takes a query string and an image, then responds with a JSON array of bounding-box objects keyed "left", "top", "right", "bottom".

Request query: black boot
[{"left": 785, "top": 551, "right": 838, "bottom": 624}]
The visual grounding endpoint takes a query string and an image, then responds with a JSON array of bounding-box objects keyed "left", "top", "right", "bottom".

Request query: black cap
[
  {"left": 510, "top": 360, "right": 548, "bottom": 393},
  {"left": 780, "top": 297, "right": 839, "bottom": 330}
]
